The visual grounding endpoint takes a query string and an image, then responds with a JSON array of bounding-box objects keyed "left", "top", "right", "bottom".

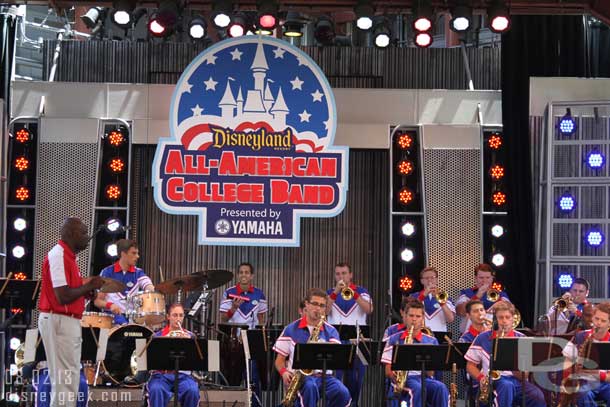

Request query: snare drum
[
  {"left": 134, "top": 291, "right": 166, "bottom": 326},
  {"left": 81, "top": 312, "right": 113, "bottom": 329}
]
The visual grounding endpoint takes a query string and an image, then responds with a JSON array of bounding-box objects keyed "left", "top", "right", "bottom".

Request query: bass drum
[{"left": 102, "top": 324, "right": 152, "bottom": 387}]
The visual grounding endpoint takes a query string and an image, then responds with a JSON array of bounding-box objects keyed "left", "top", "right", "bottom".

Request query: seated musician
[
  {"left": 546, "top": 277, "right": 590, "bottom": 335},
  {"left": 93, "top": 239, "right": 154, "bottom": 325},
  {"left": 561, "top": 302, "right": 610, "bottom": 406},
  {"left": 273, "top": 288, "right": 351, "bottom": 407},
  {"left": 382, "top": 297, "right": 412, "bottom": 342},
  {"left": 456, "top": 263, "right": 511, "bottom": 333},
  {"left": 381, "top": 299, "right": 449, "bottom": 407},
  {"left": 146, "top": 303, "right": 200, "bottom": 407},
  {"left": 465, "top": 302, "right": 545, "bottom": 407},
  {"left": 408, "top": 266, "right": 455, "bottom": 332},
  {"left": 459, "top": 299, "right": 490, "bottom": 343}
]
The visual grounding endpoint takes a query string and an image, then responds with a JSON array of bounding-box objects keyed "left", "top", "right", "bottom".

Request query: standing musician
[
  {"left": 381, "top": 300, "right": 449, "bottom": 407},
  {"left": 38, "top": 217, "right": 105, "bottom": 407},
  {"left": 146, "top": 303, "right": 200, "bottom": 407},
  {"left": 326, "top": 262, "right": 373, "bottom": 407},
  {"left": 546, "top": 277, "right": 591, "bottom": 335},
  {"left": 465, "top": 302, "right": 546, "bottom": 407},
  {"left": 458, "top": 299, "right": 491, "bottom": 343},
  {"left": 94, "top": 239, "right": 154, "bottom": 325},
  {"left": 456, "top": 263, "right": 511, "bottom": 332},
  {"left": 274, "top": 288, "right": 351, "bottom": 407},
  {"left": 561, "top": 302, "right": 610, "bottom": 406},
  {"left": 408, "top": 266, "right": 455, "bottom": 332}
]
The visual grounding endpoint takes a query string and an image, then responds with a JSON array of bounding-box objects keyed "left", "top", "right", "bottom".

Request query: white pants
[{"left": 38, "top": 312, "right": 82, "bottom": 407}]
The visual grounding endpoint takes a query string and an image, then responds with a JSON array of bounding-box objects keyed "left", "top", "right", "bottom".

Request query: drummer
[{"left": 94, "top": 239, "right": 154, "bottom": 325}]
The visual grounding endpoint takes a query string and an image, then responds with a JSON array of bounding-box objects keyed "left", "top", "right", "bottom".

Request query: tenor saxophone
[
  {"left": 393, "top": 325, "right": 414, "bottom": 394},
  {"left": 479, "top": 328, "right": 504, "bottom": 403},
  {"left": 281, "top": 316, "right": 326, "bottom": 406}
]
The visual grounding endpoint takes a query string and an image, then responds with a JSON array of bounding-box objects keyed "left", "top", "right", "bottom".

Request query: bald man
[{"left": 38, "top": 217, "right": 104, "bottom": 407}]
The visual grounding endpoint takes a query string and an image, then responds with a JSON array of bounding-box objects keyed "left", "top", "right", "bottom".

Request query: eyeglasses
[{"left": 308, "top": 301, "right": 327, "bottom": 309}]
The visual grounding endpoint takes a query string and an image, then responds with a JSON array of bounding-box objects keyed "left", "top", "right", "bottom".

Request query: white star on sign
[
  {"left": 180, "top": 81, "right": 193, "bottom": 94},
  {"left": 296, "top": 55, "right": 307, "bottom": 66},
  {"left": 273, "top": 47, "right": 286, "bottom": 59},
  {"left": 191, "top": 104, "right": 203, "bottom": 116},
  {"left": 311, "top": 89, "right": 324, "bottom": 102},
  {"left": 299, "top": 110, "right": 311, "bottom": 122},
  {"left": 205, "top": 54, "right": 217, "bottom": 65},
  {"left": 323, "top": 119, "right": 332, "bottom": 130},
  {"left": 230, "top": 48, "right": 243, "bottom": 61},
  {"left": 204, "top": 77, "right": 218, "bottom": 91},
  {"left": 290, "top": 76, "right": 304, "bottom": 90}
]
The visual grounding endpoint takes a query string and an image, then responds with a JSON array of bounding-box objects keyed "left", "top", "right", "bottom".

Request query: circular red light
[
  {"left": 229, "top": 23, "right": 245, "bottom": 37},
  {"left": 14, "top": 156, "right": 30, "bottom": 171},
  {"left": 108, "top": 131, "right": 125, "bottom": 147},
  {"left": 106, "top": 184, "right": 121, "bottom": 200},
  {"left": 488, "top": 134, "right": 502, "bottom": 150},
  {"left": 489, "top": 164, "right": 505, "bottom": 180},
  {"left": 14, "top": 272, "right": 27, "bottom": 281},
  {"left": 397, "top": 160, "right": 414, "bottom": 176},
  {"left": 414, "top": 32, "right": 432, "bottom": 48},
  {"left": 15, "top": 129, "right": 30, "bottom": 143},
  {"left": 149, "top": 19, "right": 166, "bottom": 35},
  {"left": 109, "top": 158, "right": 125, "bottom": 173},
  {"left": 492, "top": 282, "right": 503, "bottom": 291},
  {"left": 398, "top": 187, "right": 414, "bottom": 205},
  {"left": 491, "top": 16, "right": 509, "bottom": 32},
  {"left": 259, "top": 14, "right": 276, "bottom": 29},
  {"left": 15, "top": 186, "right": 30, "bottom": 201},
  {"left": 414, "top": 17, "right": 432, "bottom": 32},
  {"left": 492, "top": 191, "right": 506, "bottom": 206},
  {"left": 399, "top": 276, "right": 414, "bottom": 292},
  {"left": 396, "top": 134, "right": 414, "bottom": 150}
]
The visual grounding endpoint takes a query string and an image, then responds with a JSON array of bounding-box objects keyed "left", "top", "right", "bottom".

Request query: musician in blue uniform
[
  {"left": 408, "top": 266, "right": 455, "bottom": 332},
  {"left": 274, "top": 288, "right": 351, "bottom": 407},
  {"left": 146, "top": 303, "right": 200, "bottom": 407},
  {"left": 458, "top": 300, "right": 490, "bottom": 343},
  {"left": 547, "top": 277, "right": 591, "bottom": 335},
  {"left": 326, "top": 262, "right": 373, "bottom": 407},
  {"left": 465, "top": 302, "right": 545, "bottom": 407},
  {"left": 562, "top": 302, "right": 610, "bottom": 406},
  {"left": 456, "top": 263, "right": 511, "bottom": 333},
  {"left": 381, "top": 300, "right": 449, "bottom": 407}
]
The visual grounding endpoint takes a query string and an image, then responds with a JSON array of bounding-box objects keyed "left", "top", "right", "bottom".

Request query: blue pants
[
  {"left": 294, "top": 375, "right": 351, "bottom": 407},
  {"left": 336, "top": 356, "right": 365, "bottom": 407},
  {"left": 385, "top": 379, "right": 412, "bottom": 407},
  {"left": 147, "top": 373, "right": 199, "bottom": 407},
  {"left": 33, "top": 368, "right": 88, "bottom": 407},
  {"left": 479, "top": 376, "right": 546, "bottom": 407},
  {"left": 577, "top": 381, "right": 610, "bottom": 406},
  {"left": 406, "top": 375, "right": 449, "bottom": 407}
]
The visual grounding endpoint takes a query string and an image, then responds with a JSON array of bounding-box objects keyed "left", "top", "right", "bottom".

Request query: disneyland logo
[{"left": 210, "top": 125, "right": 292, "bottom": 151}]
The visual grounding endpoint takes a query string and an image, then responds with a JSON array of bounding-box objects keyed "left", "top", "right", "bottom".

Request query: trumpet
[
  {"left": 553, "top": 296, "right": 573, "bottom": 313},
  {"left": 435, "top": 288, "right": 448, "bottom": 305},
  {"left": 341, "top": 283, "right": 355, "bottom": 301},
  {"left": 487, "top": 288, "right": 500, "bottom": 303}
]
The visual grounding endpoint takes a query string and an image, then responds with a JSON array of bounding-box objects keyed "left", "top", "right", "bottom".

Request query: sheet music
[
  {"left": 135, "top": 338, "right": 147, "bottom": 371},
  {"left": 24, "top": 329, "right": 38, "bottom": 364},
  {"left": 96, "top": 328, "right": 110, "bottom": 362}
]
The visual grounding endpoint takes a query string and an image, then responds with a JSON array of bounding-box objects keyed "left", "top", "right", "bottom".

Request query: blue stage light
[
  {"left": 587, "top": 151, "right": 605, "bottom": 169},
  {"left": 558, "top": 192, "right": 576, "bottom": 212},
  {"left": 586, "top": 229, "right": 605, "bottom": 247},
  {"left": 558, "top": 109, "right": 577, "bottom": 135},
  {"left": 557, "top": 273, "right": 573, "bottom": 289}
]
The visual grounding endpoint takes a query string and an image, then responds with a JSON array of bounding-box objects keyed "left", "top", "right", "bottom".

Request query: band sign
[{"left": 153, "top": 37, "right": 348, "bottom": 246}]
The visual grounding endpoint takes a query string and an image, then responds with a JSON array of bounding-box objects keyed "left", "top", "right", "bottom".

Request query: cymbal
[
  {"left": 99, "top": 278, "right": 127, "bottom": 293},
  {"left": 156, "top": 274, "right": 205, "bottom": 295},
  {"left": 192, "top": 269, "right": 233, "bottom": 290}
]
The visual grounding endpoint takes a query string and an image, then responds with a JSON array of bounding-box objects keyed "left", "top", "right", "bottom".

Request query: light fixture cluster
[{"left": 412, "top": 0, "right": 433, "bottom": 48}]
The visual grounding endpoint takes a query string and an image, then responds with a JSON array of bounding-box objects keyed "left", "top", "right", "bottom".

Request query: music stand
[
  {"left": 247, "top": 327, "right": 282, "bottom": 390},
  {"left": 143, "top": 337, "right": 206, "bottom": 407},
  {"left": 0, "top": 279, "right": 40, "bottom": 310},
  {"left": 292, "top": 343, "right": 354, "bottom": 407},
  {"left": 433, "top": 331, "right": 451, "bottom": 343},
  {"left": 332, "top": 324, "right": 370, "bottom": 341}
]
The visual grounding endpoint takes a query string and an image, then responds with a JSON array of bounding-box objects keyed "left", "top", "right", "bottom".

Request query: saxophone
[
  {"left": 281, "top": 316, "right": 325, "bottom": 406},
  {"left": 479, "top": 328, "right": 505, "bottom": 403},
  {"left": 393, "top": 325, "right": 414, "bottom": 394}
]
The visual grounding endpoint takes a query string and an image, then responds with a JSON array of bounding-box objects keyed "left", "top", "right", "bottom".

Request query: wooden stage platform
[{"left": 87, "top": 387, "right": 248, "bottom": 406}]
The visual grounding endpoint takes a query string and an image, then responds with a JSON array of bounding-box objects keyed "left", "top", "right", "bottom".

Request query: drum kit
[{"left": 79, "top": 270, "right": 234, "bottom": 387}]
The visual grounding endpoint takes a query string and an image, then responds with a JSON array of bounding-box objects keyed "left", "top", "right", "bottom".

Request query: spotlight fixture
[
  {"left": 257, "top": 0, "right": 278, "bottom": 32},
  {"left": 109, "top": 157, "right": 125, "bottom": 173},
  {"left": 396, "top": 133, "right": 414, "bottom": 150},
  {"left": 227, "top": 13, "right": 247, "bottom": 37},
  {"left": 558, "top": 108, "right": 577, "bottom": 136},
  {"left": 489, "top": 164, "right": 505, "bottom": 180},
  {"left": 9, "top": 337, "right": 21, "bottom": 351},
  {"left": 283, "top": 11, "right": 305, "bottom": 37},
  {"left": 105, "top": 217, "right": 124, "bottom": 234},
  {"left": 107, "top": 130, "right": 125, "bottom": 147},
  {"left": 212, "top": 0, "right": 233, "bottom": 28},
  {"left": 189, "top": 16, "right": 207, "bottom": 39},
  {"left": 106, "top": 184, "right": 122, "bottom": 200},
  {"left": 412, "top": 0, "right": 433, "bottom": 32},
  {"left": 414, "top": 32, "right": 433, "bottom": 48},
  {"left": 81, "top": 7, "right": 105, "bottom": 29},
  {"left": 373, "top": 19, "right": 391, "bottom": 48},
  {"left": 558, "top": 192, "right": 576, "bottom": 212},
  {"left": 450, "top": 4, "right": 472, "bottom": 32},
  {"left": 15, "top": 128, "right": 31, "bottom": 143},
  {"left": 491, "top": 253, "right": 505, "bottom": 267},
  {"left": 354, "top": 0, "right": 374, "bottom": 30},
  {"left": 488, "top": 0, "right": 511, "bottom": 33},
  {"left": 488, "top": 133, "right": 502, "bottom": 149},
  {"left": 401, "top": 222, "right": 416, "bottom": 237},
  {"left": 491, "top": 224, "right": 504, "bottom": 238},
  {"left": 314, "top": 16, "right": 336, "bottom": 46},
  {"left": 396, "top": 159, "right": 414, "bottom": 176},
  {"left": 400, "top": 248, "right": 415, "bottom": 263},
  {"left": 557, "top": 273, "right": 573, "bottom": 289},
  {"left": 398, "top": 187, "right": 414, "bottom": 205},
  {"left": 492, "top": 191, "right": 506, "bottom": 206},
  {"left": 398, "top": 275, "right": 414, "bottom": 292},
  {"left": 13, "top": 217, "right": 27, "bottom": 232},
  {"left": 15, "top": 186, "right": 30, "bottom": 201},
  {"left": 586, "top": 229, "right": 605, "bottom": 247},
  {"left": 111, "top": 0, "right": 135, "bottom": 28},
  {"left": 105, "top": 242, "right": 118, "bottom": 258},
  {"left": 586, "top": 149, "right": 605, "bottom": 169},
  {"left": 12, "top": 245, "right": 26, "bottom": 259},
  {"left": 14, "top": 156, "right": 30, "bottom": 172}
]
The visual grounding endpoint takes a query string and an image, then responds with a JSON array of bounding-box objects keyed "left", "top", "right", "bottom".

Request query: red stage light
[
  {"left": 10, "top": 308, "right": 23, "bottom": 315},
  {"left": 488, "top": 134, "right": 502, "bottom": 150},
  {"left": 14, "top": 156, "right": 30, "bottom": 171},
  {"left": 397, "top": 160, "right": 414, "bottom": 176},
  {"left": 14, "top": 272, "right": 27, "bottom": 281},
  {"left": 259, "top": 14, "right": 276, "bottom": 29},
  {"left": 398, "top": 187, "right": 414, "bottom": 205},
  {"left": 398, "top": 276, "right": 414, "bottom": 292},
  {"left": 15, "top": 187, "right": 30, "bottom": 201},
  {"left": 396, "top": 134, "right": 414, "bottom": 150},
  {"left": 489, "top": 164, "right": 504, "bottom": 180},
  {"left": 492, "top": 282, "right": 503, "bottom": 291},
  {"left": 15, "top": 128, "right": 31, "bottom": 143},
  {"left": 106, "top": 184, "right": 121, "bottom": 200},
  {"left": 109, "top": 158, "right": 125, "bottom": 173},
  {"left": 108, "top": 131, "right": 125, "bottom": 147},
  {"left": 492, "top": 191, "right": 506, "bottom": 206}
]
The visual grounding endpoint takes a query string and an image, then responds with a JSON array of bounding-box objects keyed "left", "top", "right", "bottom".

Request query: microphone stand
[
  {"left": 264, "top": 306, "right": 276, "bottom": 407},
  {"left": 381, "top": 301, "right": 394, "bottom": 406}
]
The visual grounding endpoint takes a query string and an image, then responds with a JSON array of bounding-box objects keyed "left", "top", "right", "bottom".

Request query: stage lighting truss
[
  {"left": 212, "top": 0, "right": 233, "bottom": 28},
  {"left": 557, "top": 273, "right": 573, "bottom": 289},
  {"left": 558, "top": 109, "right": 577, "bottom": 136},
  {"left": 398, "top": 275, "right": 414, "bottom": 292},
  {"left": 189, "top": 16, "right": 207, "bottom": 39},
  {"left": 450, "top": 4, "right": 472, "bottom": 32},
  {"left": 354, "top": 0, "right": 374, "bottom": 30},
  {"left": 283, "top": 11, "right": 305, "bottom": 37},
  {"left": 256, "top": 0, "right": 278, "bottom": 32},
  {"left": 488, "top": 0, "right": 511, "bottom": 33}
]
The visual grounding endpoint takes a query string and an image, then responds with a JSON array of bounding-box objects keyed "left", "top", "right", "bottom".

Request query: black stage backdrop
[{"left": 501, "top": 15, "right": 609, "bottom": 326}]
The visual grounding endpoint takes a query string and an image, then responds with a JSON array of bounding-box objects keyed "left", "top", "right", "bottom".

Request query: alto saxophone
[
  {"left": 393, "top": 325, "right": 414, "bottom": 394},
  {"left": 479, "top": 328, "right": 504, "bottom": 403},
  {"left": 281, "top": 316, "right": 326, "bottom": 406}
]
